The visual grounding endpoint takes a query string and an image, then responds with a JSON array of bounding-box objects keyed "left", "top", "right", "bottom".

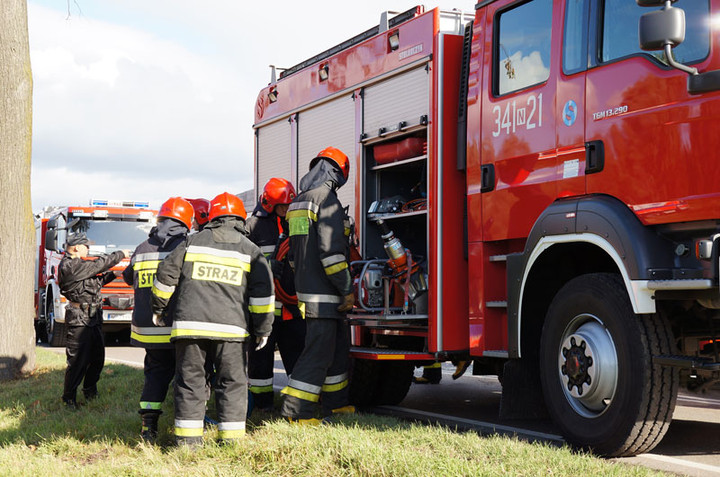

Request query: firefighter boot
[
  {"left": 140, "top": 410, "right": 162, "bottom": 443},
  {"left": 452, "top": 360, "right": 471, "bottom": 380},
  {"left": 414, "top": 364, "right": 441, "bottom": 384}
]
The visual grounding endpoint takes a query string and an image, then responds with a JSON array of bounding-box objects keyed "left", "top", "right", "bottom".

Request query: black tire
[
  {"left": 47, "top": 295, "right": 67, "bottom": 347},
  {"left": 348, "top": 358, "right": 380, "bottom": 406},
  {"left": 539, "top": 273, "right": 678, "bottom": 457},
  {"left": 374, "top": 361, "right": 413, "bottom": 405}
]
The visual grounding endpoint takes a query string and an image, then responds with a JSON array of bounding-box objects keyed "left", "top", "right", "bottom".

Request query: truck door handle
[
  {"left": 481, "top": 164, "right": 495, "bottom": 193},
  {"left": 585, "top": 140, "right": 604, "bottom": 174}
]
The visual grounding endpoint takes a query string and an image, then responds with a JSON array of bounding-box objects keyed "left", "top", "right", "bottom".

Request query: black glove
[{"left": 269, "top": 258, "right": 284, "bottom": 279}]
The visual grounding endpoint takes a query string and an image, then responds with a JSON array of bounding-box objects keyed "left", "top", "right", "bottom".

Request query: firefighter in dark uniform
[
  {"left": 246, "top": 177, "right": 306, "bottom": 411},
  {"left": 186, "top": 198, "right": 210, "bottom": 232},
  {"left": 122, "top": 197, "right": 193, "bottom": 441},
  {"left": 151, "top": 192, "right": 274, "bottom": 446},
  {"left": 58, "top": 233, "right": 129, "bottom": 408},
  {"left": 280, "top": 147, "right": 356, "bottom": 424}
]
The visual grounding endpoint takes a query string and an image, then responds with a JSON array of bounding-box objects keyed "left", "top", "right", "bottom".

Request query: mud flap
[{"left": 499, "top": 359, "right": 549, "bottom": 420}]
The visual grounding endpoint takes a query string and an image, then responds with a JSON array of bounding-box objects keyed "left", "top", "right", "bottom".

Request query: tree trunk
[{"left": 0, "top": 0, "right": 36, "bottom": 380}]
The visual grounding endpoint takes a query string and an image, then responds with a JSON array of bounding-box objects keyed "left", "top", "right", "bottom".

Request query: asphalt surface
[{"left": 43, "top": 344, "right": 720, "bottom": 476}]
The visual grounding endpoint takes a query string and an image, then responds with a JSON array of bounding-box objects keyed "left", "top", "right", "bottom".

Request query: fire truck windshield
[{"left": 70, "top": 219, "right": 153, "bottom": 255}]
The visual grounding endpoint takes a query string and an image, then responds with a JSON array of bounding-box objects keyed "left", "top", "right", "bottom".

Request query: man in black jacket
[
  {"left": 58, "top": 233, "right": 129, "bottom": 408},
  {"left": 123, "top": 197, "right": 193, "bottom": 441},
  {"left": 151, "top": 192, "right": 274, "bottom": 446},
  {"left": 280, "top": 147, "right": 356, "bottom": 424},
  {"left": 246, "top": 177, "right": 305, "bottom": 412}
]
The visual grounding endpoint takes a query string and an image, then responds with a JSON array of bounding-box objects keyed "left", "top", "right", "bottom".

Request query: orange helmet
[
  {"left": 261, "top": 178, "right": 296, "bottom": 213},
  {"left": 209, "top": 192, "right": 247, "bottom": 221},
  {"left": 158, "top": 197, "right": 194, "bottom": 230},
  {"left": 310, "top": 146, "right": 350, "bottom": 181},
  {"left": 186, "top": 198, "right": 210, "bottom": 226}
]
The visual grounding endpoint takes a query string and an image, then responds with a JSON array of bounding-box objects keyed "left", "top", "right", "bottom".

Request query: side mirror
[
  {"left": 638, "top": 5, "right": 685, "bottom": 51},
  {"left": 45, "top": 229, "right": 60, "bottom": 252}
]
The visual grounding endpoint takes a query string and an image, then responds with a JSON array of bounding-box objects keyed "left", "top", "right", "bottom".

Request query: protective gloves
[
  {"left": 152, "top": 313, "right": 166, "bottom": 327},
  {"left": 336, "top": 293, "right": 355, "bottom": 312},
  {"left": 255, "top": 336, "right": 269, "bottom": 351}
]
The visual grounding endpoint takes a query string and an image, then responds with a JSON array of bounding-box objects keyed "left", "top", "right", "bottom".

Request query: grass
[{"left": 0, "top": 348, "right": 668, "bottom": 476}]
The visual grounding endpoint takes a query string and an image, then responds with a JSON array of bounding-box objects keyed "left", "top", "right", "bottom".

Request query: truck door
[
  {"left": 584, "top": 1, "right": 713, "bottom": 218},
  {"left": 481, "top": 0, "right": 558, "bottom": 243}
]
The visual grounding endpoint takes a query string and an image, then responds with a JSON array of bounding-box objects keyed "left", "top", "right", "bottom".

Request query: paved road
[{"left": 43, "top": 344, "right": 720, "bottom": 476}]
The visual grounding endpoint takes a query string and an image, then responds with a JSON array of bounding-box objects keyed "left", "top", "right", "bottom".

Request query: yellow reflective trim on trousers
[
  {"left": 324, "top": 261, "right": 348, "bottom": 275},
  {"left": 280, "top": 385, "right": 320, "bottom": 402},
  {"left": 152, "top": 284, "right": 173, "bottom": 299},
  {"left": 131, "top": 331, "right": 171, "bottom": 344},
  {"left": 171, "top": 329, "right": 249, "bottom": 339},
  {"left": 139, "top": 401, "right": 162, "bottom": 410},
  {"left": 249, "top": 303, "right": 275, "bottom": 314},
  {"left": 175, "top": 427, "right": 203, "bottom": 437},
  {"left": 185, "top": 252, "right": 251, "bottom": 272},
  {"left": 218, "top": 429, "right": 245, "bottom": 439},
  {"left": 274, "top": 308, "right": 282, "bottom": 316},
  {"left": 321, "top": 380, "right": 348, "bottom": 393},
  {"left": 249, "top": 385, "right": 274, "bottom": 394}
]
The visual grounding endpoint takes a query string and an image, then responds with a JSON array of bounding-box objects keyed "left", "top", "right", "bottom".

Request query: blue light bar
[{"left": 89, "top": 199, "right": 150, "bottom": 208}]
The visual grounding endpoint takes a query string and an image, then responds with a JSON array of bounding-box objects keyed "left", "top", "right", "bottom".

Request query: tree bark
[{"left": 0, "top": 0, "right": 36, "bottom": 380}]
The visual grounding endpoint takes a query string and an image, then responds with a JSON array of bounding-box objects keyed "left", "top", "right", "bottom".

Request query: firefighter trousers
[
  {"left": 248, "top": 316, "right": 306, "bottom": 409},
  {"left": 174, "top": 339, "right": 248, "bottom": 444},
  {"left": 62, "top": 324, "right": 105, "bottom": 403},
  {"left": 139, "top": 348, "right": 175, "bottom": 414},
  {"left": 280, "top": 318, "right": 350, "bottom": 419}
]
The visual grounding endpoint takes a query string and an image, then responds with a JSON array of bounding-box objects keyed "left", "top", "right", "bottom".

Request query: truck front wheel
[
  {"left": 46, "top": 293, "right": 67, "bottom": 347},
  {"left": 539, "top": 273, "right": 677, "bottom": 457}
]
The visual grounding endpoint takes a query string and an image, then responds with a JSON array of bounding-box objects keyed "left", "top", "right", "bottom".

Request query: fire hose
[{"left": 273, "top": 237, "right": 297, "bottom": 306}]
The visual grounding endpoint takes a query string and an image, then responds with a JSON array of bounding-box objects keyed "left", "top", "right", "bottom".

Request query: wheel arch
[{"left": 508, "top": 195, "right": 674, "bottom": 358}]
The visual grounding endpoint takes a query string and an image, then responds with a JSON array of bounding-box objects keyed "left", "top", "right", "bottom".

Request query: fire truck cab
[
  {"left": 253, "top": 1, "right": 720, "bottom": 456},
  {"left": 35, "top": 200, "right": 156, "bottom": 346}
]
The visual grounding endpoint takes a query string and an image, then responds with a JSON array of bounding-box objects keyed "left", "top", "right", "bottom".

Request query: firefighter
[
  {"left": 414, "top": 363, "right": 442, "bottom": 384},
  {"left": 246, "top": 177, "right": 306, "bottom": 411},
  {"left": 280, "top": 147, "right": 356, "bottom": 424},
  {"left": 58, "top": 233, "right": 129, "bottom": 408},
  {"left": 151, "top": 192, "right": 274, "bottom": 446},
  {"left": 122, "top": 197, "right": 193, "bottom": 442},
  {"left": 186, "top": 198, "right": 210, "bottom": 231}
]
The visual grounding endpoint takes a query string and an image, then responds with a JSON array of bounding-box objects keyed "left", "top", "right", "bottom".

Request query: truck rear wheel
[
  {"left": 46, "top": 293, "right": 67, "bottom": 347},
  {"left": 539, "top": 273, "right": 677, "bottom": 457},
  {"left": 349, "top": 359, "right": 414, "bottom": 406}
]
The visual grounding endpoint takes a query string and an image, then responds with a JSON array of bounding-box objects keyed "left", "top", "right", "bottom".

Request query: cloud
[{"left": 498, "top": 50, "right": 550, "bottom": 95}]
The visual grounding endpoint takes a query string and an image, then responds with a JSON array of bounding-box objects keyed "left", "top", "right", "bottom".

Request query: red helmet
[
  {"left": 310, "top": 146, "right": 350, "bottom": 181},
  {"left": 158, "top": 197, "right": 194, "bottom": 230},
  {"left": 186, "top": 198, "right": 210, "bottom": 226},
  {"left": 261, "top": 178, "right": 296, "bottom": 213},
  {"left": 209, "top": 192, "right": 247, "bottom": 221}
]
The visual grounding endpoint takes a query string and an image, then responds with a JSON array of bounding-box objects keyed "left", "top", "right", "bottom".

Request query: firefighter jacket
[
  {"left": 245, "top": 204, "right": 298, "bottom": 318},
  {"left": 287, "top": 162, "right": 352, "bottom": 319},
  {"left": 123, "top": 219, "right": 188, "bottom": 349},
  {"left": 150, "top": 216, "right": 274, "bottom": 342},
  {"left": 58, "top": 251, "right": 126, "bottom": 327}
]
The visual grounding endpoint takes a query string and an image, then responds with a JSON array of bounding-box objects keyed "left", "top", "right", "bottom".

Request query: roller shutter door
[
  {"left": 363, "top": 66, "right": 429, "bottom": 137},
  {"left": 297, "top": 94, "right": 357, "bottom": 217},
  {"left": 256, "top": 119, "right": 292, "bottom": 196}
]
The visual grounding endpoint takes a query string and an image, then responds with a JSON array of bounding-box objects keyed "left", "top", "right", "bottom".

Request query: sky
[{"left": 27, "top": 0, "right": 478, "bottom": 211}]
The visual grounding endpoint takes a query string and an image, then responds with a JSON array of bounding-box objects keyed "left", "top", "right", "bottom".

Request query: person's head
[
  {"left": 260, "top": 178, "right": 296, "bottom": 217},
  {"left": 186, "top": 198, "right": 211, "bottom": 230},
  {"left": 209, "top": 192, "right": 247, "bottom": 222},
  {"left": 157, "top": 197, "right": 194, "bottom": 230},
  {"left": 65, "top": 233, "right": 90, "bottom": 258},
  {"left": 310, "top": 146, "right": 350, "bottom": 182}
]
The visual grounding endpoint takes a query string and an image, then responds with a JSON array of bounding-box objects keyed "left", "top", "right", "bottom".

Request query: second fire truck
[
  {"left": 34, "top": 200, "right": 156, "bottom": 346},
  {"left": 253, "top": 1, "right": 720, "bottom": 456}
]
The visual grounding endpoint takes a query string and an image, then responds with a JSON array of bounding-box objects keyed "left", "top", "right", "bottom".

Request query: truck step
[
  {"left": 350, "top": 347, "right": 435, "bottom": 360},
  {"left": 653, "top": 355, "right": 720, "bottom": 371}
]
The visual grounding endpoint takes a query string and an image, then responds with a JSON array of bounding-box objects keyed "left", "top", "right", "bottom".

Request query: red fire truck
[
  {"left": 252, "top": 1, "right": 720, "bottom": 456},
  {"left": 34, "top": 200, "right": 156, "bottom": 347}
]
